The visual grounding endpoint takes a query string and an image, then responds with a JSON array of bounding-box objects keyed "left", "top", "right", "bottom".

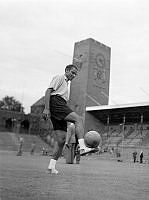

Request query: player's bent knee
[{"left": 65, "top": 112, "right": 82, "bottom": 123}]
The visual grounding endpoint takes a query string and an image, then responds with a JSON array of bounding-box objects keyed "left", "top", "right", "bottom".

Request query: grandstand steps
[
  {"left": 119, "top": 138, "right": 132, "bottom": 147},
  {"left": 127, "top": 130, "right": 138, "bottom": 139},
  {"left": 127, "top": 138, "right": 142, "bottom": 147},
  {"left": 118, "top": 137, "right": 142, "bottom": 147},
  {"left": 103, "top": 128, "right": 149, "bottom": 148},
  {"left": 0, "top": 131, "right": 51, "bottom": 153},
  {"left": 108, "top": 136, "right": 122, "bottom": 145},
  {"left": 140, "top": 131, "right": 149, "bottom": 146},
  {"left": 104, "top": 136, "right": 122, "bottom": 147},
  {"left": 0, "top": 132, "right": 18, "bottom": 151},
  {"left": 118, "top": 129, "right": 149, "bottom": 147},
  {"left": 127, "top": 130, "right": 149, "bottom": 147}
]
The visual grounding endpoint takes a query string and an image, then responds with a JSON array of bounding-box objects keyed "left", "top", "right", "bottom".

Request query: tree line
[{"left": 0, "top": 96, "right": 24, "bottom": 113}]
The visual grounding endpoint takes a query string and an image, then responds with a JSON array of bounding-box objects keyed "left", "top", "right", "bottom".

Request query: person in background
[
  {"left": 16, "top": 136, "right": 24, "bottom": 156},
  {"left": 63, "top": 123, "right": 79, "bottom": 164},
  {"left": 139, "top": 150, "right": 144, "bottom": 164},
  {"left": 30, "top": 141, "right": 36, "bottom": 155},
  {"left": 132, "top": 150, "right": 137, "bottom": 163}
]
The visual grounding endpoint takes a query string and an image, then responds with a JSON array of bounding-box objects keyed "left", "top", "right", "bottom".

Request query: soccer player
[{"left": 43, "top": 64, "right": 95, "bottom": 174}]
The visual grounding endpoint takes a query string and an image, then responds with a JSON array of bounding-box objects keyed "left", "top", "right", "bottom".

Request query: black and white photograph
[{"left": 0, "top": 0, "right": 149, "bottom": 199}]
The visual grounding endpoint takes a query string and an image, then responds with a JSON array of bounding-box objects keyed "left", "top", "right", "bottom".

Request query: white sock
[
  {"left": 78, "top": 138, "right": 86, "bottom": 150},
  {"left": 48, "top": 159, "right": 56, "bottom": 169}
]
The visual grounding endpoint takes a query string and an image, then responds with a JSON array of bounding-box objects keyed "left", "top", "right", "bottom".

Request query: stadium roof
[
  {"left": 86, "top": 102, "right": 149, "bottom": 124},
  {"left": 86, "top": 102, "right": 149, "bottom": 111}
]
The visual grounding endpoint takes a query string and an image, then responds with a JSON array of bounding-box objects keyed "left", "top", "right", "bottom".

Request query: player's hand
[
  {"left": 43, "top": 108, "right": 50, "bottom": 119},
  {"left": 65, "top": 143, "right": 69, "bottom": 149},
  {"left": 62, "top": 143, "right": 69, "bottom": 153}
]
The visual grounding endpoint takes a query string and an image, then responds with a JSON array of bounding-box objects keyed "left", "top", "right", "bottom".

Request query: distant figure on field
[
  {"left": 64, "top": 123, "right": 77, "bottom": 149},
  {"left": 42, "top": 147, "right": 46, "bottom": 156},
  {"left": 132, "top": 151, "right": 137, "bottom": 163},
  {"left": 16, "top": 120, "right": 21, "bottom": 134},
  {"left": 17, "top": 136, "right": 24, "bottom": 156},
  {"left": 140, "top": 126, "right": 143, "bottom": 136},
  {"left": 30, "top": 141, "right": 36, "bottom": 155},
  {"left": 139, "top": 150, "right": 143, "bottom": 163},
  {"left": 63, "top": 123, "right": 80, "bottom": 164}
]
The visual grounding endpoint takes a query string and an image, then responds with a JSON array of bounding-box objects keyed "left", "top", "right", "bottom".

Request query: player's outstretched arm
[{"left": 43, "top": 88, "right": 53, "bottom": 118}]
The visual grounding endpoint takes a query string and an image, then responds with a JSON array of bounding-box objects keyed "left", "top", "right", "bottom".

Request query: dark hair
[{"left": 65, "top": 64, "right": 78, "bottom": 72}]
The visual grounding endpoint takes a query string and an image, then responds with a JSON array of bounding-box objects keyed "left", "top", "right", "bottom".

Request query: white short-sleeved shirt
[{"left": 49, "top": 74, "right": 70, "bottom": 101}]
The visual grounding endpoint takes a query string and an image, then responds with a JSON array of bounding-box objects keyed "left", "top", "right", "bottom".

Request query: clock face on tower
[
  {"left": 93, "top": 53, "right": 106, "bottom": 83},
  {"left": 95, "top": 53, "right": 105, "bottom": 68}
]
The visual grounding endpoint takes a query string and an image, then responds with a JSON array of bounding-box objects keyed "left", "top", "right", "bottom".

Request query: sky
[{"left": 0, "top": 0, "right": 149, "bottom": 114}]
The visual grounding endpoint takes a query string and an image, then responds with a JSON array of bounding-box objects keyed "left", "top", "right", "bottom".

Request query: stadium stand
[{"left": 0, "top": 131, "right": 51, "bottom": 153}]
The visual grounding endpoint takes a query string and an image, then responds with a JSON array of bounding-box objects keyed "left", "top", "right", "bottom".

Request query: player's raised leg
[{"left": 64, "top": 111, "right": 96, "bottom": 156}]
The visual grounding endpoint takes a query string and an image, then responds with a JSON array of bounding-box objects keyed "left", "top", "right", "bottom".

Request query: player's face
[{"left": 66, "top": 67, "right": 78, "bottom": 81}]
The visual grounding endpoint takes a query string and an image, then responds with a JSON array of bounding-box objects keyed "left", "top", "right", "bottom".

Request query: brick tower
[{"left": 68, "top": 38, "right": 111, "bottom": 132}]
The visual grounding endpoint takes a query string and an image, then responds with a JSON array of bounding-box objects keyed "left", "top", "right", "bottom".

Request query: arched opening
[
  {"left": 21, "top": 119, "right": 30, "bottom": 134},
  {"left": 5, "top": 118, "right": 12, "bottom": 129}
]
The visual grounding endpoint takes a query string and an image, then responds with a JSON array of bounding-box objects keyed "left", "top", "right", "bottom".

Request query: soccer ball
[{"left": 84, "top": 131, "right": 102, "bottom": 148}]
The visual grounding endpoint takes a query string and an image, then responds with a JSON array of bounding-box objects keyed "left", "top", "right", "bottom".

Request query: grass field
[{"left": 0, "top": 151, "right": 149, "bottom": 200}]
